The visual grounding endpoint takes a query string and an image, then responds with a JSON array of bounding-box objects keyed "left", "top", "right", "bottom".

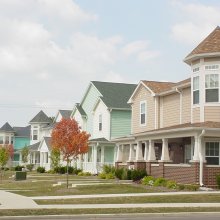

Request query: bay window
[
  {"left": 205, "top": 74, "right": 219, "bottom": 102},
  {"left": 193, "top": 76, "right": 200, "bottom": 104}
]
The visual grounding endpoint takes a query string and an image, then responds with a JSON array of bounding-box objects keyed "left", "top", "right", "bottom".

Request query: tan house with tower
[{"left": 115, "top": 26, "right": 220, "bottom": 187}]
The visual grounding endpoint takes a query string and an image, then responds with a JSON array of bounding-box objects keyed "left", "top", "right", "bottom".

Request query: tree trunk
[{"left": 66, "top": 160, "right": 69, "bottom": 188}]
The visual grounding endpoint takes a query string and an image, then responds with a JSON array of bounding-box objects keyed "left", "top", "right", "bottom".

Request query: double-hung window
[
  {"left": 140, "top": 101, "right": 146, "bottom": 125},
  {"left": 193, "top": 76, "right": 200, "bottom": 104},
  {"left": 99, "top": 114, "right": 102, "bottom": 131},
  {"left": 33, "top": 129, "right": 38, "bottom": 140},
  {"left": 205, "top": 74, "right": 219, "bottom": 102},
  {"left": 205, "top": 142, "right": 219, "bottom": 165}
]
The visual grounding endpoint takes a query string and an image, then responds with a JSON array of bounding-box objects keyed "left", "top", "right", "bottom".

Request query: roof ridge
[{"left": 91, "top": 80, "right": 137, "bottom": 85}]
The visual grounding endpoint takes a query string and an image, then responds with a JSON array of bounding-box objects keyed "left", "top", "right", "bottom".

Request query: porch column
[
  {"left": 128, "top": 144, "right": 135, "bottom": 161},
  {"left": 136, "top": 141, "right": 143, "bottom": 161},
  {"left": 192, "top": 136, "right": 200, "bottom": 161},
  {"left": 78, "top": 154, "right": 82, "bottom": 169},
  {"left": 40, "top": 152, "right": 42, "bottom": 166},
  {"left": 33, "top": 152, "right": 36, "bottom": 164},
  {"left": 116, "top": 145, "right": 123, "bottom": 162},
  {"left": 93, "top": 145, "right": 98, "bottom": 173},
  {"left": 19, "top": 152, "right": 22, "bottom": 165},
  {"left": 101, "top": 146, "right": 105, "bottom": 164},
  {"left": 144, "top": 141, "right": 149, "bottom": 161},
  {"left": 160, "top": 138, "right": 171, "bottom": 162},
  {"left": 147, "top": 140, "right": 156, "bottom": 161}
]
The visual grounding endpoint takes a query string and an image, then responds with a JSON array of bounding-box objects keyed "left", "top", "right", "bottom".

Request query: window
[
  {"left": 205, "top": 74, "right": 219, "bottom": 102},
  {"left": 193, "top": 67, "right": 199, "bottom": 72},
  {"left": 11, "top": 137, "right": 13, "bottom": 144},
  {"left": 99, "top": 114, "right": 102, "bottom": 131},
  {"left": 193, "top": 76, "right": 199, "bottom": 104},
  {"left": 140, "top": 101, "right": 146, "bottom": 125},
  {"left": 5, "top": 136, "right": 9, "bottom": 144},
  {"left": 33, "top": 130, "right": 38, "bottom": 140},
  {"left": 205, "top": 142, "right": 219, "bottom": 165},
  {"left": 205, "top": 65, "right": 219, "bottom": 70},
  {"left": 0, "top": 136, "right": 3, "bottom": 144}
]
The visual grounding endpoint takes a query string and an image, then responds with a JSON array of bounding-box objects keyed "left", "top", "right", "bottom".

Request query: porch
[{"left": 115, "top": 125, "right": 220, "bottom": 187}]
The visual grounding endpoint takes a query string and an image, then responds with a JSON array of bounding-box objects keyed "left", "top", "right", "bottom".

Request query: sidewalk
[{"left": 1, "top": 189, "right": 220, "bottom": 210}]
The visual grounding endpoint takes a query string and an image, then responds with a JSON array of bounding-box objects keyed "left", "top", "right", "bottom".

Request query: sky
[{"left": 0, "top": 0, "right": 220, "bottom": 127}]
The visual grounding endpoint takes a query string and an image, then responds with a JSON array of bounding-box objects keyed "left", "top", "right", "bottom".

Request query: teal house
[
  {"left": 13, "top": 126, "right": 31, "bottom": 165},
  {"left": 0, "top": 122, "right": 30, "bottom": 166},
  {"left": 71, "top": 81, "right": 137, "bottom": 173}
]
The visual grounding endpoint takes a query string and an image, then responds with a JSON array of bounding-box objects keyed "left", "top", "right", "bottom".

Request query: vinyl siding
[
  {"left": 182, "top": 87, "right": 191, "bottom": 123},
  {"left": 193, "top": 107, "right": 200, "bottom": 123},
  {"left": 204, "top": 106, "right": 220, "bottom": 122},
  {"left": 132, "top": 84, "right": 155, "bottom": 134},
  {"left": 163, "top": 93, "right": 180, "bottom": 127},
  {"left": 93, "top": 100, "right": 110, "bottom": 140},
  {"left": 110, "top": 110, "right": 131, "bottom": 139},
  {"left": 81, "top": 85, "right": 100, "bottom": 137},
  {"left": 13, "top": 137, "right": 30, "bottom": 150},
  {"left": 72, "top": 109, "right": 85, "bottom": 130}
]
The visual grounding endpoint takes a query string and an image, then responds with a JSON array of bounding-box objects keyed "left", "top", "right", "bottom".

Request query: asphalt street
[{"left": 1, "top": 213, "right": 220, "bottom": 220}]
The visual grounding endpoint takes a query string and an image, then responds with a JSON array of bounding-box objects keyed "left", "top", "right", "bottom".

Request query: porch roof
[
  {"left": 89, "top": 137, "right": 115, "bottom": 145},
  {"left": 135, "top": 121, "right": 220, "bottom": 138},
  {"left": 28, "top": 142, "right": 41, "bottom": 152}
]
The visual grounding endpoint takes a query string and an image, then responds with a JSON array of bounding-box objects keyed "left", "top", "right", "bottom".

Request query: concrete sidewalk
[{"left": 1, "top": 189, "right": 220, "bottom": 210}]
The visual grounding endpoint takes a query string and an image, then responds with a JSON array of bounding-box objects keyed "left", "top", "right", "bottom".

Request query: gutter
[{"left": 198, "top": 129, "right": 205, "bottom": 186}]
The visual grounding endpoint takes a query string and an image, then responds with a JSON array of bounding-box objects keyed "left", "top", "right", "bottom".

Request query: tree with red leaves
[
  {"left": 0, "top": 144, "right": 14, "bottom": 182},
  {"left": 51, "top": 118, "right": 90, "bottom": 188}
]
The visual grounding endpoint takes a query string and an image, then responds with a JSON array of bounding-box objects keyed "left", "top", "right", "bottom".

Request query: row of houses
[{"left": 1, "top": 27, "right": 220, "bottom": 187}]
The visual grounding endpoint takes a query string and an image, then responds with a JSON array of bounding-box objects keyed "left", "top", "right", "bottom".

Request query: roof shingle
[
  {"left": 0, "top": 122, "right": 14, "bottom": 132},
  {"left": 29, "top": 110, "right": 52, "bottom": 124},
  {"left": 185, "top": 26, "right": 220, "bottom": 61},
  {"left": 92, "top": 81, "right": 137, "bottom": 109}
]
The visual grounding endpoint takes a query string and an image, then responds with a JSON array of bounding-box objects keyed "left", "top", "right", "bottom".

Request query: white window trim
[
  {"left": 205, "top": 64, "right": 219, "bottom": 71},
  {"left": 205, "top": 73, "right": 219, "bottom": 103},
  {"left": 205, "top": 141, "right": 220, "bottom": 166},
  {"left": 98, "top": 114, "right": 102, "bottom": 131},
  {"left": 193, "top": 75, "right": 200, "bottom": 105},
  {"left": 140, "top": 101, "right": 147, "bottom": 126}
]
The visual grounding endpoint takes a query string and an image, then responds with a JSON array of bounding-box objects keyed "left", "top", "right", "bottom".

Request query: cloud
[{"left": 170, "top": 1, "right": 220, "bottom": 45}]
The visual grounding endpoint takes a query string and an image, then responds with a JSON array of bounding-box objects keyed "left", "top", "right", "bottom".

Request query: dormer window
[
  {"left": 193, "top": 76, "right": 200, "bottom": 104},
  {"left": 33, "top": 129, "right": 38, "bottom": 140},
  {"left": 205, "top": 65, "right": 219, "bottom": 70},
  {"left": 193, "top": 67, "right": 199, "bottom": 72},
  {"left": 205, "top": 74, "right": 219, "bottom": 102},
  {"left": 99, "top": 114, "right": 102, "bottom": 131},
  {"left": 140, "top": 101, "right": 146, "bottom": 125}
]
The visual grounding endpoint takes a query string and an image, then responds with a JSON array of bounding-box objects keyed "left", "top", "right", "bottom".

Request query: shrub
[
  {"left": 73, "top": 168, "right": 82, "bottom": 175},
  {"left": 77, "top": 171, "right": 91, "bottom": 176},
  {"left": 14, "top": 165, "right": 24, "bottom": 171},
  {"left": 130, "top": 169, "right": 147, "bottom": 181},
  {"left": 154, "top": 177, "right": 167, "bottom": 187},
  {"left": 36, "top": 166, "right": 45, "bottom": 173},
  {"left": 103, "top": 165, "right": 115, "bottom": 174},
  {"left": 185, "top": 184, "right": 199, "bottom": 191},
  {"left": 105, "top": 173, "right": 115, "bottom": 179},
  {"left": 166, "top": 180, "right": 177, "bottom": 189},
  {"left": 142, "top": 176, "right": 155, "bottom": 186},
  {"left": 26, "top": 164, "right": 34, "bottom": 171},
  {"left": 98, "top": 173, "right": 106, "bottom": 179},
  {"left": 115, "top": 168, "right": 124, "bottom": 180},
  {"left": 216, "top": 174, "right": 220, "bottom": 189},
  {"left": 178, "top": 184, "right": 185, "bottom": 190}
]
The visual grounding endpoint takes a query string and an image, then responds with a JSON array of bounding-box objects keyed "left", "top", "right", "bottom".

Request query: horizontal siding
[
  {"left": 111, "top": 110, "right": 131, "bottom": 139},
  {"left": 182, "top": 87, "right": 191, "bottom": 123},
  {"left": 163, "top": 93, "right": 180, "bottom": 127},
  {"left": 132, "top": 84, "right": 155, "bottom": 134},
  {"left": 193, "top": 107, "right": 200, "bottom": 123},
  {"left": 14, "top": 137, "right": 30, "bottom": 150},
  {"left": 205, "top": 106, "right": 220, "bottom": 122}
]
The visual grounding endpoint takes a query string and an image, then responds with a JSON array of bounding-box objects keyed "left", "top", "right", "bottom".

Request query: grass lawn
[
  {"left": 35, "top": 194, "right": 220, "bottom": 205},
  {"left": 1, "top": 207, "right": 220, "bottom": 216}
]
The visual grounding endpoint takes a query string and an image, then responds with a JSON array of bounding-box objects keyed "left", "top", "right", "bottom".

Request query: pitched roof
[
  {"left": 0, "top": 122, "right": 14, "bottom": 132},
  {"left": 185, "top": 26, "right": 220, "bottom": 63},
  {"left": 75, "top": 103, "right": 86, "bottom": 116},
  {"left": 13, "top": 125, "right": 31, "bottom": 137},
  {"left": 59, "top": 110, "right": 72, "bottom": 119},
  {"left": 29, "top": 110, "right": 52, "bottom": 123},
  {"left": 28, "top": 142, "right": 40, "bottom": 151},
  {"left": 92, "top": 81, "right": 137, "bottom": 109},
  {"left": 44, "top": 137, "right": 51, "bottom": 150},
  {"left": 142, "top": 81, "right": 176, "bottom": 94}
]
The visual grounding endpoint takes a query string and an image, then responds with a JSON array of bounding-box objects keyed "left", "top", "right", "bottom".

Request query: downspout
[
  {"left": 198, "top": 129, "right": 205, "bottom": 186},
  {"left": 175, "top": 88, "right": 182, "bottom": 124}
]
